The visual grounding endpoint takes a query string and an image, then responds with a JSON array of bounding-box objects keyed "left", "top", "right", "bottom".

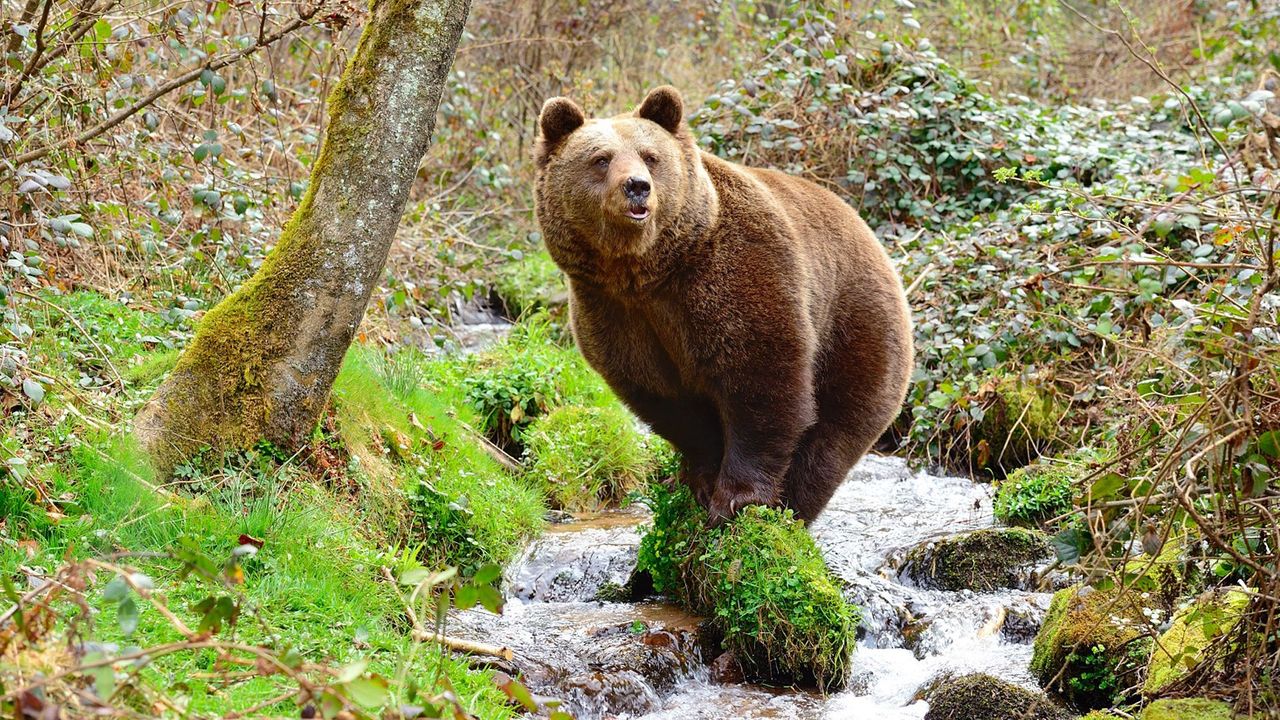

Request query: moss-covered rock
[
  {"left": 1140, "top": 698, "right": 1237, "bottom": 720},
  {"left": 899, "top": 528, "right": 1051, "bottom": 591},
  {"left": 1144, "top": 589, "right": 1249, "bottom": 697},
  {"left": 1081, "top": 712, "right": 1124, "bottom": 719},
  {"left": 635, "top": 483, "right": 859, "bottom": 689},
  {"left": 522, "top": 405, "right": 658, "bottom": 511},
  {"left": 1031, "top": 585, "right": 1154, "bottom": 711},
  {"left": 923, "top": 673, "right": 1071, "bottom": 720},
  {"left": 964, "top": 375, "right": 1066, "bottom": 477}
]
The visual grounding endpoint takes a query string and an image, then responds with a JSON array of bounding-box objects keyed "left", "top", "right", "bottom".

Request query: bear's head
[{"left": 534, "top": 86, "right": 716, "bottom": 266}]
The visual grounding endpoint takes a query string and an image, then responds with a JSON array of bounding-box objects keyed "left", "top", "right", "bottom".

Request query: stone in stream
[
  {"left": 923, "top": 673, "right": 1072, "bottom": 720},
  {"left": 1031, "top": 585, "right": 1156, "bottom": 712},
  {"left": 898, "top": 527, "right": 1052, "bottom": 592}
]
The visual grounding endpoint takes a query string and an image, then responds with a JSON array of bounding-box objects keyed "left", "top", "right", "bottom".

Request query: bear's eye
[
  {"left": 641, "top": 152, "right": 659, "bottom": 167},
  {"left": 591, "top": 155, "right": 611, "bottom": 169}
]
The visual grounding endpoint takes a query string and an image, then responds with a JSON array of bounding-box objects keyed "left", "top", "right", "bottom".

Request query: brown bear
[{"left": 533, "top": 86, "right": 913, "bottom": 523}]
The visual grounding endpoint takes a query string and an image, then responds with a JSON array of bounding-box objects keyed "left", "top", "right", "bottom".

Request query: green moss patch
[
  {"left": 1140, "top": 699, "right": 1237, "bottom": 720},
  {"left": 635, "top": 483, "right": 859, "bottom": 689},
  {"left": 923, "top": 673, "right": 1071, "bottom": 720},
  {"left": 522, "top": 405, "right": 659, "bottom": 511},
  {"left": 1031, "top": 585, "right": 1154, "bottom": 711},
  {"left": 900, "top": 528, "right": 1051, "bottom": 591},
  {"left": 964, "top": 375, "right": 1065, "bottom": 477},
  {"left": 1144, "top": 589, "right": 1249, "bottom": 697}
]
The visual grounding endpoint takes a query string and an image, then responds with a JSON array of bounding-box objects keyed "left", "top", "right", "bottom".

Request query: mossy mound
[
  {"left": 459, "top": 316, "right": 611, "bottom": 451},
  {"left": 492, "top": 250, "right": 567, "bottom": 320},
  {"left": 964, "top": 375, "right": 1065, "bottom": 477},
  {"left": 993, "top": 460, "right": 1076, "bottom": 528},
  {"left": 1140, "top": 698, "right": 1237, "bottom": 720},
  {"left": 1082, "top": 712, "right": 1124, "bottom": 720},
  {"left": 522, "top": 405, "right": 658, "bottom": 511},
  {"left": 900, "top": 528, "right": 1051, "bottom": 591},
  {"left": 1031, "top": 585, "right": 1154, "bottom": 711},
  {"left": 923, "top": 673, "right": 1071, "bottom": 720},
  {"left": 635, "top": 483, "right": 859, "bottom": 689},
  {"left": 1144, "top": 589, "right": 1249, "bottom": 697}
]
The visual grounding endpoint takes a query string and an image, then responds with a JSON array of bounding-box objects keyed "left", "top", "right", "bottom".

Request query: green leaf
[
  {"left": 102, "top": 575, "right": 129, "bottom": 602},
  {"left": 344, "top": 676, "right": 389, "bottom": 708},
  {"left": 1089, "top": 472, "right": 1125, "bottom": 500},
  {"left": 1257, "top": 431, "right": 1280, "bottom": 459},
  {"left": 21, "top": 378, "right": 44, "bottom": 403},
  {"left": 336, "top": 658, "right": 369, "bottom": 684},
  {"left": 455, "top": 584, "right": 479, "bottom": 611},
  {"left": 472, "top": 563, "right": 502, "bottom": 585},
  {"left": 1051, "top": 528, "right": 1085, "bottom": 565},
  {"left": 117, "top": 596, "right": 139, "bottom": 637}
]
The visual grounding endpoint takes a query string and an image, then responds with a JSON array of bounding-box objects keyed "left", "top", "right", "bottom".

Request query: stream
[{"left": 449, "top": 455, "right": 1054, "bottom": 719}]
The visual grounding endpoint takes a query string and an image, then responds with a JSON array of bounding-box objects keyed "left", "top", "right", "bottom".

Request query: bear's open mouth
[{"left": 625, "top": 204, "right": 650, "bottom": 221}]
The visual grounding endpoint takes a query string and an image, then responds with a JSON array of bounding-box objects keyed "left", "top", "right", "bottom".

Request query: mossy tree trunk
[{"left": 135, "top": 0, "right": 472, "bottom": 472}]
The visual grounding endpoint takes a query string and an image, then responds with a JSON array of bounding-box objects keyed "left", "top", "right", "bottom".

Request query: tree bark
[{"left": 134, "top": 0, "right": 472, "bottom": 472}]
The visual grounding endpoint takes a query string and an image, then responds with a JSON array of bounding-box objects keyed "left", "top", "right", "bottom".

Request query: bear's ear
[
  {"left": 538, "top": 97, "right": 586, "bottom": 148},
  {"left": 636, "top": 85, "right": 684, "bottom": 134}
]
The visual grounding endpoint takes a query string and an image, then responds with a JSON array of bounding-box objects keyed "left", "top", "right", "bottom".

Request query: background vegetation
[{"left": 3, "top": 0, "right": 1280, "bottom": 717}]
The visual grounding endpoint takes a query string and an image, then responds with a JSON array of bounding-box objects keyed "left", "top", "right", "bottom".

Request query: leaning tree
[{"left": 135, "top": 0, "right": 472, "bottom": 471}]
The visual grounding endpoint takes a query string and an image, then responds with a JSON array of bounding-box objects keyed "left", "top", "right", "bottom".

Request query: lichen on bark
[{"left": 134, "top": 0, "right": 473, "bottom": 473}]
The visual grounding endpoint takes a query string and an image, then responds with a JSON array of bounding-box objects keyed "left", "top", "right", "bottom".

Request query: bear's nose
[{"left": 623, "top": 176, "right": 651, "bottom": 201}]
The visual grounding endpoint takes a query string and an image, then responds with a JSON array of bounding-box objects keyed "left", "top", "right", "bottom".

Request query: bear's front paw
[{"left": 707, "top": 482, "right": 777, "bottom": 526}]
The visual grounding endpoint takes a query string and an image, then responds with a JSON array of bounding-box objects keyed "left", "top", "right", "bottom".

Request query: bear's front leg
[{"left": 707, "top": 369, "right": 816, "bottom": 525}]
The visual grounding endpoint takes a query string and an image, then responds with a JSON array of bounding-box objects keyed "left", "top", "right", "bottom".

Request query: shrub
[
  {"left": 461, "top": 315, "right": 611, "bottom": 450},
  {"left": 635, "top": 483, "right": 859, "bottom": 689},
  {"left": 522, "top": 405, "right": 656, "bottom": 511}
]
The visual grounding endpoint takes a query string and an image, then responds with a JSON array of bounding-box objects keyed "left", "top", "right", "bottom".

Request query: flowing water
[{"left": 450, "top": 455, "right": 1054, "bottom": 719}]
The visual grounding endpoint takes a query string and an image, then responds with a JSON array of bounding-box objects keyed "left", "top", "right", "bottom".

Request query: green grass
[
  {"left": 331, "top": 346, "right": 548, "bottom": 572},
  {"left": 522, "top": 405, "right": 659, "bottom": 510},
  {"left": 636, "top": 483, "right": 859, "bottom": 689},
  {"left": 492, "top": 250, "right": 566, "bottom": 320},
  {"left": 4, "top": 435, "right": 515, "bottom": 719}
]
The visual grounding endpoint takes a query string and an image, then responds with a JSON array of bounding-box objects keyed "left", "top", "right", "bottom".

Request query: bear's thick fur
[{"left": 534, "top": 86, "right": 913, "bottom": 522}]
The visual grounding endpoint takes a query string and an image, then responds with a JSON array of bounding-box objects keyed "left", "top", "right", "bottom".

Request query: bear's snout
[{"left": 624, "top": 176, "right": 651, "bottom": 202}]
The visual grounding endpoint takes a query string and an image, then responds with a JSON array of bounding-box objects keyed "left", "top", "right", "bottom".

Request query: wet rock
[
  {"left": 899, "top": 527, "right": 1051, "bottom": 592},
  {"left": 507, "top": 517, "right": 644, "bottom": 603},
  {"left": 1031, "top": 585, "right": 1155, "bottom": 711},
  {"left": 1140, "top": 698, "right": 1238, "bottom": 720},
  {"left": 923, "top": 673, "right": 1071, "bottom": 720},
  {"left": 709, "top": 650, "right": 746, "bottom": 685}
]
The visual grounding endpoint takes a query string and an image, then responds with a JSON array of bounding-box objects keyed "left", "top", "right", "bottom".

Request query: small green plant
[
  {"left": 636, "top": 483, "right": 860, "bottom": 689},
  {"left": 994, "top": 461, "right": 1076, "bottom": 527},
  {"left": 522, "top": 405, "right": 656, "bottom": 511}
]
